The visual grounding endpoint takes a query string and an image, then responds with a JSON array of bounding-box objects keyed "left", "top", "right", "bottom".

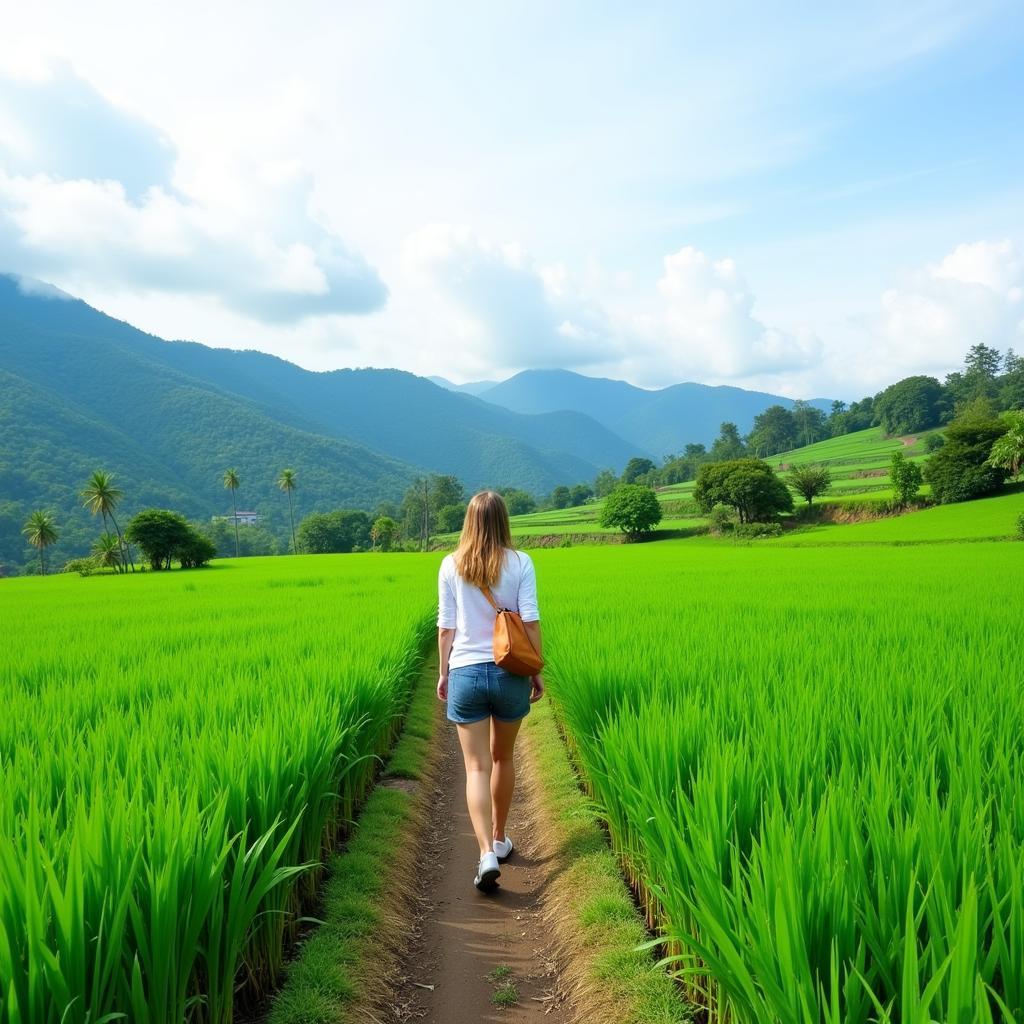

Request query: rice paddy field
[
  {"left": 0, "top": 556, "right": 436, "bottom": 1024},
  {"left": 3, "top": 487, "right": 1023, "bottom": 1023},
  {"left": 536, "top": 536, "right": 1024, "bottom": 1023}
]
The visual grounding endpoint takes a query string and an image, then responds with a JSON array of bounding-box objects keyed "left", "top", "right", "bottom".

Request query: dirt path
[{"left": 387, "top": 704, "right": 576, "bottom": 1023}]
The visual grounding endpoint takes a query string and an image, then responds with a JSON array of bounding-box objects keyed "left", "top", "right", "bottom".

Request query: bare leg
[
  {"left": 490, "top": 716, "right": 523, "bottom": 844},
  {"left": 456, "top": 720, "right": 494, "bottom": 856}
]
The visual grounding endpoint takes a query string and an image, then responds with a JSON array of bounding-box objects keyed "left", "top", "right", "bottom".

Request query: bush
[
  {"left": 178, "top": 532, "right": 217, "bottom": 569},
  {"left": 1017, "top": 512, "right": 1024, "bottom": 540},
  {"left": 923, "top": 419, "right": 1011, "bottom": 503},
  {"left": 923, "top": 433, "right": 945, "bottom": 453},
  {"left": 598, "top": 484, "right": 663, "bottom": 539},
  {"left": 708, "top": 504, "right": 734, "bottom": 534},
  {"left": 733, "top": 522, "right": 783, "bottom": 539},
  {"left": 695, "top": 458, "right": 793, "bottom": 523},
  {"left": 64, "top": 556, "right": 99, "bottom": 577}
]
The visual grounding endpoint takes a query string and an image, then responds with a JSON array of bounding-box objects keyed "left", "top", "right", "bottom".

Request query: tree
[
  {"left": 569, "top": 484, "right": 593, "bottom": 506},
  {"left": 621, "top": 457, "right": 656, "bottom": 484},
  {"left": 550, "top": 485, "right": 571, "bottom": 509},
  {"left": 177, "top": 531, "right": 217, "bottom": 569},
  {"left": 80, "top": 470, "right": 133, "bottom": 572},
  {"left": 787, "top": 464, "right": 832, "bottom": 506},
  {"left": 431, "top": 475, "right": 464, "bottom": 510},
  {"left": 874, "top": 376, "right": 944, "bottom": 435},
  {"left": 593, "top": 469, "right": 618, "bottom": 498},
  {"left": 436, "top": 503, "right": 467, "bottom": 533},
  {"left": 278, "top": 468, "right": 298, "bottom": 553},
  {"left": 223, "top": 468, "right": 241, "bottom": 558},
  {"left": 890, "top": 451, "right": 923, "bottom": 507},
  {"left": 1005, "top": 349, "right": 1023, "bottom": 375},
  {"left": 709, "top": 422, "right": 746, "bottom": 462},
  {"left": 792, "top": 401, "right": 829, "bottom": 448},
  {"left": 296, "top": 510, "right": 372, "bottom": 554},
  {"left": 985, "top": 412, "right": 1024, "bottom": 480},
  {"left": 22, "top": 510, "right": 58, "bottom": 575},
  {"left": 923, "top": 419, "right": 1011, "bottom": 504},
  {"left": 370, "top": 516, "right": 398, "bottom": 551},
  {"left": 747, "top": 405, "right": 796, "bottom": 457},
  {"left": 499, "top": 488, "right": 536, "bottom": 516},
  {"left": 91, "top": 532, "right": 123, "bottom": 570},
  {"left": 598, "top": 484, "right": 662, "bottom": 540},
  {"left": 204, "top": 519, "right": 278, "bottom": 557},
  {"left": 694, "top": 459, "right": 793, "bottom": 524},
  {"left": 965, "top": 343, "right": 1003, "bottom": 381},
  {"left": 125, "top": 509, "right": 194, "bottom": 570}
]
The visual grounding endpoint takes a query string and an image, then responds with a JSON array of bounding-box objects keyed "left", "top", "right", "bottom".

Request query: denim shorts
[{"left": 447, "top": 661, "right": 532, "bottom": 724}]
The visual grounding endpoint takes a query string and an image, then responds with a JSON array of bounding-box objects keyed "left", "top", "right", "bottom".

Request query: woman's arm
[
  {"left": 523, "top": 620, "right": 542, "bottom": 658},
  {"left": 523, "top": 620, "right": 544, "bottom": 702},
  {"left": 437, "top": 627, "right": 455, "bottom": 700}
]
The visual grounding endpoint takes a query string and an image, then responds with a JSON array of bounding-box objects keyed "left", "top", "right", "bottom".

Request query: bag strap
[{"left": 480, "top": 552, "right": 522, "bottom": 614}]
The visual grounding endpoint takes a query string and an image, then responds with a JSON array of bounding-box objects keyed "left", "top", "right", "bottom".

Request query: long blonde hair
[{"left": 454, "top": 491, "right": 513, "bottom": 588}]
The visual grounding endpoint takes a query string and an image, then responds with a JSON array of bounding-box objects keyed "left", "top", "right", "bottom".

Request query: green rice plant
[
  {"left": 0, "top": 554, "right": 436, "bottom": 1023},
  {"left": 535, "top": 541, "right": 1024, "bottom": 1023}
]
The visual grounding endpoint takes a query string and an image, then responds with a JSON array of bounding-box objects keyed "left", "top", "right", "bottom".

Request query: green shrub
[
  {"left": 708, "top": 504, "right": 734, "bottom": 534},
  {"left": 733, "top": 522, "right": 783, "bottom": 539},
  {"left": 924, "top": 433, "right": 945, "bottom": 453},
  {"left": 63, "top": 556, "right": 99, "bottom": 577},
  {"left": 1017, "top": 512, "right": 1024, "bottom": 540},
  {"left": 178, "top": 532, "right": 217, "bottom": 569},
  {"left": 598, "top": 484, "right": 662, "bottom": 540}
]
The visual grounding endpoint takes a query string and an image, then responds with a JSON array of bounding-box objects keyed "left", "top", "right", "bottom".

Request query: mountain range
[{"left": 1, "top": 274, "right": 831, "bottom": 571}]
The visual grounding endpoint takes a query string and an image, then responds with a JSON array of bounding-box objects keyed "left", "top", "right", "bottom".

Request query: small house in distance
[{"left": 213, "top": 511, "right": 261, "bottom": 527}]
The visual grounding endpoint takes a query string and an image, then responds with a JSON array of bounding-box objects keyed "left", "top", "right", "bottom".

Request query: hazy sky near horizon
[{"left": 1, "top": 1, "right": 1022, "bottom": 400}]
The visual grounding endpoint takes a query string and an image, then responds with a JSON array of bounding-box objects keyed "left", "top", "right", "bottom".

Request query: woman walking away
[{"left": 437, "top": 491, "right": 545, "bottom": 893}]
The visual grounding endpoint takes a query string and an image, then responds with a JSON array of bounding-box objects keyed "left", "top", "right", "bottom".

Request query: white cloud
[
  {"left": 405, "top": 227, "right": 823, "bottom": 387},
  {"left": 0, "top": 64, "right": 387, "bottom": 322},
  {"left": 403, "top": 224, "right": 618, "bottom": 371},
  {"left": 875, "top": 239, "right": 1023, "bottom": 379}
]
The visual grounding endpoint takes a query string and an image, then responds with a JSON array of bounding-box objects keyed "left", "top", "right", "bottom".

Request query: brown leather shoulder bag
[{"left": 479, "top": 585, "right": 544, "bottom": 677}]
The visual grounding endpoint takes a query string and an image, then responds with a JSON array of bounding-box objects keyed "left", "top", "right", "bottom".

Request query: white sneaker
[
  {"left": 474, "top": 851, "right": 501, "bottom": 892},
  {"left": 493, "top": 834, "right": 513, "bottom": 862}
]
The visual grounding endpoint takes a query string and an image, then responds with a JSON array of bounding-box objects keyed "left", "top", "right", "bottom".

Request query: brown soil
[{"left": 385, "top": 714, "right": 576, "bottom": 1023}]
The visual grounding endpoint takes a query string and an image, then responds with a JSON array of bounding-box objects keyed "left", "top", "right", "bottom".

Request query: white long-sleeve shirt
[{"left": 437, "top": 548, "right": 540, "bottom": 670}]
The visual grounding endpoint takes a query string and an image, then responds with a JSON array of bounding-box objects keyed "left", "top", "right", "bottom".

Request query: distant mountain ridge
[
  {"left": 0, "top": 275, "right": 643, "bottom": 569},
  {"left": 478, "top": 368, "right": 834, "bottom": 457},
  {"left": 0, "top": 273, "right": 838, "bottom": 572}
]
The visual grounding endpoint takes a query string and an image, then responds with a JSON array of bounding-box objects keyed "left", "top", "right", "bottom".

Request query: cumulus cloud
[
  {"left": 0, "top": 64, "right": 386, "bottom": 322},
  {"left": 407, "top": 226, "right": 822, "bottom": 386},
  {"left": 639, "top": 246, "right": 822, "bottom": 379},
  {"left": 404, "top": 224, "right": 617, "bottom": 369},
  {"left": 876, "top": 239, "right": 1023, "bottom": 377}
]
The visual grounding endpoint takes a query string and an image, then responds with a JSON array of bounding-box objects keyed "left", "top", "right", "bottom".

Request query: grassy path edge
[
  {"left": 264, "top": 659, "right": 441, "bottom": 1024},
  {"left": 521, "top": 697, "right": 695, "bottom": 1024}
]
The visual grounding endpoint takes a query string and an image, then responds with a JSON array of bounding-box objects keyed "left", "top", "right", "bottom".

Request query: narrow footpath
[{"left": 386, "top": 704, "right": 577, "bottom": 1023}]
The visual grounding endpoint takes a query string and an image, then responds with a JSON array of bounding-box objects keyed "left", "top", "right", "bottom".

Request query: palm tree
[
  {"left": 91, "top": 532, "right": 123, "bottom": 571},
  {"left": 22, "top": 510, "right": 58, "bottom": 575},
  {"left": 277, "top": 468, "right": 298, "bottom": 553},
  {"left": 81, "top": 470, "right": 134, "bottom": 572},
  {"left": 223, "top": 468, "right": 241, "bottom": 557}
]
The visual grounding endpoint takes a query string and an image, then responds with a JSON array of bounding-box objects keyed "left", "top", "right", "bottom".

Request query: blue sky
[{"left": 0, "top": 1, "right": 1022, "bottom": 399}]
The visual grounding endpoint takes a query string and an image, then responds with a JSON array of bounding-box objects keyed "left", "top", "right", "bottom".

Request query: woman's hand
[
  {"left": 437, "top": 674, "right": 448, "bottom": 701},
  {"left": 529, "top": 673, "right": 545, "bottom": 703}
]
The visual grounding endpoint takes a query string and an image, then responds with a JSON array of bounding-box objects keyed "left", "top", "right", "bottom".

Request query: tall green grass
[
  {"left": 0, "top": 555, "right": 434, "bottom": 1023},
  {"left": 537, "top": 542, "right": 1024, "bottom": 1023}
]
